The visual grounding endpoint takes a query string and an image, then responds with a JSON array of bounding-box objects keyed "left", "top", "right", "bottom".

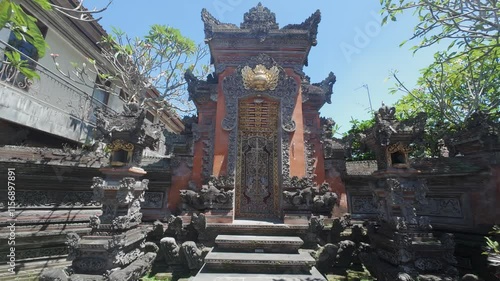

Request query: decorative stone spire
[
  {"left": 359, "top": 105, "right": 458, "bottom": 281},
  {"left": 241, "top": 3, "right": 279, "bottom": 29},
  {"left": 362, "top": 104, "right": 426, "bottom": 170},
  {"left": 240, "top": 2, "right": 279, "bottom": 41},
  {"left": 201, "top": 8, "right": 237, "bottom": 40},
  {"left": 95, "top": 105, "right": 163, "bottom": 168},
  {"left": 283, "top": 9, "right": 321, "bottom": 46},
  {"left": 40, "top": 107, "right": 161, "bottom": 280}
]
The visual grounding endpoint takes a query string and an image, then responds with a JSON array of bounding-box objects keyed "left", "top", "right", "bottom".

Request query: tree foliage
[
  {"left": 343, "top": 117, "right": 376, "bottom": 161},
  {"left": 391, "top": 49, "right": 500, "bottom": 127},
  {"left": 55, "top": 25, "right": 209, "bottom": 113},
  {"left": 389, "top": 48, "right": 500, "bottom": 156},
  {"left": 380, "top": 0, "right": 500, "bottom": 62},
  {"left": 378, "top": 0, "right": 500, "bottom": 157},
  {"left": 1, "top": 0, "right": 48, "bottom": 62},
  {"left": 0, "top": 0, "right": 111, "bottom": 77}
]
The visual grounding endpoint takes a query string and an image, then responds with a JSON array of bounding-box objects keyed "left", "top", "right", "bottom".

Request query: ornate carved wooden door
[{"left": 235, "top": 97, "right": 280, "bottom": 219}]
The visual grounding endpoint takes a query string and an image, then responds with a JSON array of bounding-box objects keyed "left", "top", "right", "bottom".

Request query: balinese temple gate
[{"left": 169, "top": 3, "right": 344, "bottom": 223}]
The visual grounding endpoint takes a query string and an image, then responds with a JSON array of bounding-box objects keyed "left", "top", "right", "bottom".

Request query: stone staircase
[{"left": 191, "top": 234, "right": 326, "bottom": 281}]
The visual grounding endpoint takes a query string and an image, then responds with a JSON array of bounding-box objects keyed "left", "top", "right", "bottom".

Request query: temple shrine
[{"left": 170, "top": 3, "right": 344, "bottom": 224}]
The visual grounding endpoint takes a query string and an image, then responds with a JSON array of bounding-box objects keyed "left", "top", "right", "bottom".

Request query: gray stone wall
[{"left": 0, "top": 147, "right": 172, "bottom": 279}]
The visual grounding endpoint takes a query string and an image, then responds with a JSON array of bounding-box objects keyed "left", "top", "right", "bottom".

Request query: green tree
[
  {"left": 380, "top": 0, "right": 500, "bottom": 156},
  {"left": 54, "top": 25, "right": 209, "bottom": 113},
  {"left": 389, "top": 48, "right": 500, "bottom": 156},
  {"left": 380, "top": 0, "right": 500, "bottom": 63},
  {"left": 0, "top": 0, "right": 110, "bottom": 77},
  {"left": 343, "top": 117, "right": 376, "bottom": 161}
]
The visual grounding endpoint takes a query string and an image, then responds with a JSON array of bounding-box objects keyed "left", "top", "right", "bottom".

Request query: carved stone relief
[
  {"left": 350, "top": 195, "right": 378, "bottom": 214},
  {"left": 179, "top": 176, "right": 234, "bottom": 211},
  {"left": 282, "top": 179, "right": 338, "bottom": 215},
  {"left": 304, "top": 126, "right": 317, "bottom": 179},
  {"left": 222, "top": 54, "right": 298, "bottom": 183},
  {"left": 201, "top": 123, "right": 215, "bottom": 180},
  {"left": 416, "top": 197, "right": 463, "bottom": 218},
  {"left": 141, "top": 192, "right": 164, "bottom": 209},
  {"left": 235, "top": 98, "right": 280, "bottom": 218},
  {"left": 0, "top": 190, "right": 100, "bottom": 208}
]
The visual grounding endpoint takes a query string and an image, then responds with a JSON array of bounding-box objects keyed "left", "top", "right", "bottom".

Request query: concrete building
[{"left": 0, "top": 0, "right": 183, "bottom": 148}]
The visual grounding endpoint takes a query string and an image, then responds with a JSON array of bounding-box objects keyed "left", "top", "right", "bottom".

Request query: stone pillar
[
  {"left": 359, "top": 105, "right": 458, "bottom": 281},
  {"left": 41, "top": 105, "right": 161, "bottom": 280}
]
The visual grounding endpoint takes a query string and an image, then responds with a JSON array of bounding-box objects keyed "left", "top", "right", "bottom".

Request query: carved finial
[
  {"left": 378, "top": 102, "right": 396, "bottom": 120},
  {"left": 201, "top": 8, "right": 238, "bottom": 40},
  {"left": 312, "top": 72, "right": 336, "bottom": 104},
  {"left": 241, "top": 2, "right": 279, "bottom": 41},
  {"left": 282, "top": 9, "right": 321, "bottom": 46},
  {"left": 201, "top": 8, "right": 220, "bottom": 26}
]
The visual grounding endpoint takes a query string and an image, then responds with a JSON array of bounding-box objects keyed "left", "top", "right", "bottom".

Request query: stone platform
[
  {"left": 199, "top": 220, "right": 311, "bottom": 247},
  {"left": 191, "top": 234, "right": 326, "bottom": 281},
  {"left": 207, "top": 220, "right": 308, "bottom": 234},
  {"left": 204, "top": 250, "right": 315, "bottom": 273},
  {"left": 215, "top": 235, "right": 303, "bottom": 253},
  {"left": 191, "top": 266, "right": 326, "bottom": 281}
]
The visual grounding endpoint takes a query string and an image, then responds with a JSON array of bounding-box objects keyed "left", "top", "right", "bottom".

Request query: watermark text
[{"left": 7, "top": 168, "right": 16, "bottom": 274}]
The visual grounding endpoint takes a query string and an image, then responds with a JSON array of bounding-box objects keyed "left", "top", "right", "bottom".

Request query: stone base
[
  {"left": 205, "top": 210, "right": 233, "bottom": 223},
  {"left": 99, "top": 166, "right": 147, "bottom": 177},
  {"left": 68, "top": 252, "right": 156, "bottom": 281},
  {"left": 70, "top": 274, "right": 106, "bottom": 281},
  {"left": 191, "top": 266, "right": 327, "bottom": 281},
  {"left": 107, "top": 252, "right": 156, "bottom": 281},
  {"left": 283, "top": 213, "right": 309, "bottom": 225},
  {"left": 39, "top": 253, "right": 156, "bottom": 281},
  {"left": 215, "top": 235, "right": 303, "bottom": 253},
  {"left": 204, "top": 249, "right": 316, "bottom": 273},
  {"left": 360, "top": 252, "right": 459, "bottom": 281},
  {"left": 6, "top": 259, "right": 71, "bottom": 281}
]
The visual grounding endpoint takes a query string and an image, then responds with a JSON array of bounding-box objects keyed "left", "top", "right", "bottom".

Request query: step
[
  {"left": 191, "top": 265, "right": 327, "bottom": 281},
  {"left": 215, "top": 235, "right": 303, "bottom": 253},
  {"left": 204, "top": 250, "right": 316, "bottom": 273},
  {"left": 206, "top": 222, "right": 309, "bottom": 237},
  {"left": 68, "top": 274, "right": 106, "bottom": 281}
]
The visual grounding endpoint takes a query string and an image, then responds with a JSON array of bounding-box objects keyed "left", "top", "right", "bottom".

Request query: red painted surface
[
  {"left": 168, "top": 161, "right": 192, "bottom": 211},
  {"left": 286, "top": 69, "right": 307, "bottom": 178},
  {"left": 212, "top": 68, "right": 235, "bottom": 177}
]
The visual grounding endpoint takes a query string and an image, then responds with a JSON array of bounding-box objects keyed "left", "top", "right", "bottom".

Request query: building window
[
  {"left": 3, "top": 8, "right": 47, "bottom": 88},
  {"left": 7, "top": 9, "right": 48, "bottom": 65},
  {"left": 90, "top": 77, "right": 111, "bottom": 122},
  {"left": 146, "top": 111, "right": 155, "bottom": 123}
]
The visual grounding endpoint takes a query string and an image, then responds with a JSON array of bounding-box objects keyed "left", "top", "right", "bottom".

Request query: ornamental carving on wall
[
  {"left": 222, "top": 53, "right": 298, "bottom": 181},
  {"left": 241, "top": 64, "right": 279, "bottom": 91}
]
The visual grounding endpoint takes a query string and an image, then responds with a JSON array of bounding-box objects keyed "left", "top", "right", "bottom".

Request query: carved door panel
[{"left": 236, "top": 98, "right": 280, "bottom": 219}]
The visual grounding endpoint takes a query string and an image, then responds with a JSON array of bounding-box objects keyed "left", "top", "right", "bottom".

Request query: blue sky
[{"left": 86, "top": 0, "right": 441, "bottom": 135}]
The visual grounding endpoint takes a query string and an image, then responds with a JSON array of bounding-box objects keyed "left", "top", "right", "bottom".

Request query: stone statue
[
  {"left": 335, "top": 240, "right": 357, "bottom": 269},
  {"left": 160, "top": 237, "right": 181, "bottom": 265},
  {"left": 283, "top": 179, "right": 338, "bottom": 214},
  {"left": 313, "top": 243, "right": 339, "bottom": 273},
  {"left": 39, "top": 268, "right": 69, "bottom": 281},
  {"left": 329, "top": 213, "right": 351, "bottom": 244},
  {"left": 165, "top": 215, "right": 184, "bottom": 239},
  {"left": 312, "top": 240, "right": 357, "bottom": 274},
  {"left": 179, "top": 189, "right": 203, "bottom": 210},
  {"left": 191, "top": 213, "right": 207, "bottom": 234},
  {"left": 304, "top": 216, "right": 325, "bottom": 247},
  {"left": 181, "top": 241, "right": 209, "bottom": 272},
  {"left": 200, "top": 180, "right": 233, "bottom": 208},
  {"left": 180, "top": 177, "right": 234, "bottom": 211}
]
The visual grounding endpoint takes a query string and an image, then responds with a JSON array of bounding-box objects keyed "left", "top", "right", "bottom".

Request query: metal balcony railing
[{"left": 0, "top": 39, "right": 117, "bottom": 126}]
